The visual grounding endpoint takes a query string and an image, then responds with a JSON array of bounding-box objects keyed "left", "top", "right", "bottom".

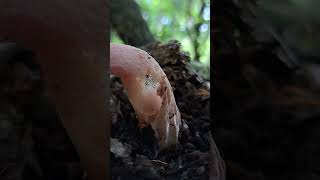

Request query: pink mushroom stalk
[
  {"left": 0, "top": 1, "right": 108, "bottom": 179},
  {"left": 110, "top": 43, "right": 181, "bottom": 149}
]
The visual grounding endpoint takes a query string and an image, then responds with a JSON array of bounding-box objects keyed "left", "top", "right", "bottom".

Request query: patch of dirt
[{"left": 0, "top": 41, "right": 223, "bottom": 180}]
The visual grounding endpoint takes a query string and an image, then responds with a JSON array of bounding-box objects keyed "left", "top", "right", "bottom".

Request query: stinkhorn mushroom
[
  {"left": 0, "top": 1, "right": 107, "bottom": 180},
  {"left": 111, "top": 43, "right": 181, "bottom": 149}
]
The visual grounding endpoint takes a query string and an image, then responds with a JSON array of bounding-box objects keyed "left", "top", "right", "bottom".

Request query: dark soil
[{"left": 0, "top": 41, "right": 223, "bottom": 180}]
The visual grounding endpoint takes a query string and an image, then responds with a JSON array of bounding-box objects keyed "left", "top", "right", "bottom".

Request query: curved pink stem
[
  {"left": 0, "top": 2, "right": 107, "bottom": 179},
  {"left": 111, "top": 43, "right": 181, "bottom": 149}
]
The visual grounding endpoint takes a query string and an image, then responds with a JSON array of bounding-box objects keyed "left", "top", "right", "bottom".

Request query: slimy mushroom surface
[{"left": 110, "top": 43, "right": 181, "bottom": 149}]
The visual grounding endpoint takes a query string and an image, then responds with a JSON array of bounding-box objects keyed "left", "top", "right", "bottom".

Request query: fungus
[
  {"left": 0, "top": 1, "right": 107, "bottom": 180},
  {"left": 110, "top": 43, "right": 181, "bottom": 149}
]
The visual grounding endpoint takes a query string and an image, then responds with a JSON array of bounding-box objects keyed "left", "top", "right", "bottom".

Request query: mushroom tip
[{"left": 110, "top": 43, "right": 182, "bottom": 149}]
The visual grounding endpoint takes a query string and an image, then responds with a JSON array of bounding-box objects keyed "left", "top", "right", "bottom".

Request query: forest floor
[{"left": 0, "top": 41, "right": 221, "bottom": 180}]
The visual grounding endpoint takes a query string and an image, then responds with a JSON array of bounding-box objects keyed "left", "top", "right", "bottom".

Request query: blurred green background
[{"left": 111, "top": 0, "right": 210, "bottom": 80}]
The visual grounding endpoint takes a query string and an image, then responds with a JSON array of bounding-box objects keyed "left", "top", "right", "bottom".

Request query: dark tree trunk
[
  {"left": 110, "top": 0, "right": 155, "bottom": 47},
  {"left": 213, "top": 1, "right": 320, "bottom": 180}
]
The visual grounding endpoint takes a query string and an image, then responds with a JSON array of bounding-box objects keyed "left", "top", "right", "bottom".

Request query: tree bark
[{"left": 110, "top": 0, "right": 155, "bottom": 47}]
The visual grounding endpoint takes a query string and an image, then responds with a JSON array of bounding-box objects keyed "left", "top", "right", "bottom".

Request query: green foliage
[
  {"left": 136, "top": 0, "right": 210, "bottom": 62},
  {"left": 111, "top": 30, "right": 123, "bottom": 44},
  {"left": 111, "top": 0, "right": 210, "bottom": 79}
]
